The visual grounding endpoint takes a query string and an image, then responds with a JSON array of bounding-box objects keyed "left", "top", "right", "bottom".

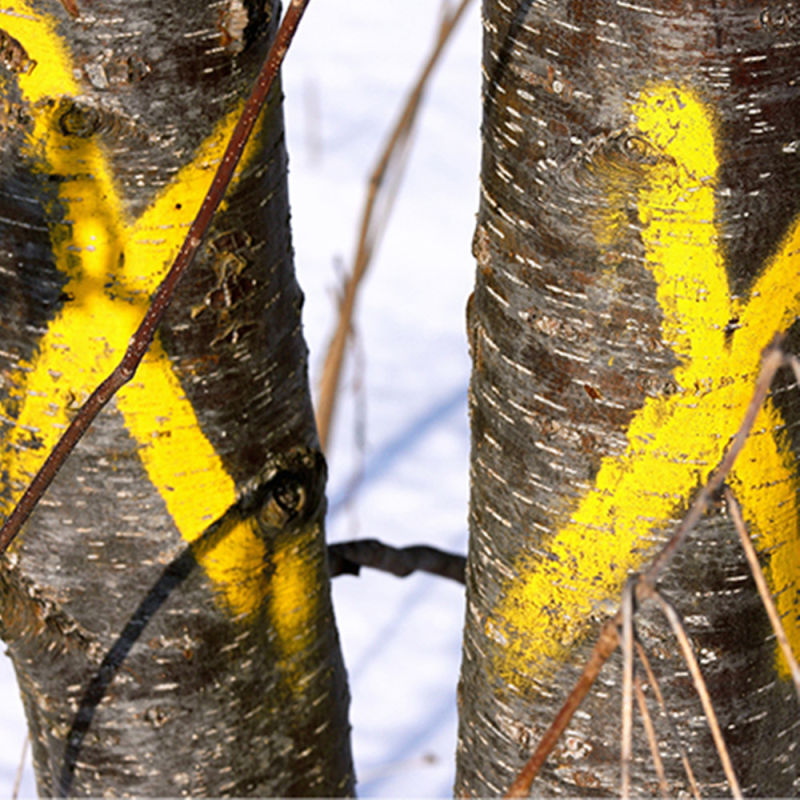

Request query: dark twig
[
  {"left": 315, "top": 0, "right": 474, "bottom": 450},
  {"left": 724, "top": 485, "right": 800, "bottom": 703},
  {"left": 327, "top": 538, "right": 466, "bottom": 584},
  {"left": 504, "top": 336, "right": 786, "bottom": 797},
  {"left": 0, "top": 0, "right": 312, "bottom": 557},
  {"left": 653, "top": 591, "right": 742, "bottom": 799}
]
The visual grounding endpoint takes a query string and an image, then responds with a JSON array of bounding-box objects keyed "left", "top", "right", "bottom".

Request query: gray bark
[
  {"left": 457, "top": 0, "right": 800, "bottom": 795},
  {"left": 0, "top": 0, "right": 353, "bottom": 795}
]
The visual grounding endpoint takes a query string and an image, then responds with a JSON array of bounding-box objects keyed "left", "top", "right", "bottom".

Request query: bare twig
[
  {"left": 0, "top": 0, "right": 312, "bottom": 557},
  {"left": 327, "top": 538, "right": 465, "bottom": 583},
  {"left": 315, "top": 0, "right": 474, "bottom": 449},
  {"left": 635, "top": 640, "right": 701, "bottom": 799},
  {"left": 653, "top": 592, "right": 742, "bottom": 799},
  {"left": 724, "top": 485, "right": 800, "bottom": 703},
  {"left": 621, "top": 578, "right": 636, "bottom": 799},
  {"left": 505, "top": 337, "right": 786, "bottom": 796},
  {"left": 11, "top": 734, "right": 28, "bottom": 800},
  {"left": 642, "top": 335, "right": 785, "bottom": 584},
  {"left": 634, "top": 673, "right": 669, "bottom": 799},
  {"left": 504, "top": 619, "right": 620, "bottom": 798}
]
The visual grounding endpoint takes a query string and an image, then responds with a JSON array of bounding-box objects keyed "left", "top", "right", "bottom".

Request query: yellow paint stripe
[
  {"left": 1, "top": 0, "right": 271, "bottom": 617},
  {"left": 493, "top": 83, "right": 800, "bottom": 683},
  {"left": 632, "top": 86, "right": 730, "bottom": 375},
  {"left": 119, "top": 343, "right": 236, "bottom": 537},
  {"left": 734, "top": 215, "right": 800, "bottom": 365},
  {"left": 269, "top": 535, "right": 319, "bottom": 674}
]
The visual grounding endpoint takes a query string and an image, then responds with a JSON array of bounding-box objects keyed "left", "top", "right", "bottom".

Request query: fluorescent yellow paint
[
  {"left": 192, "top": 514, "right": 272, "bottom": 620},
  {"left": 268, "top": 535, "right": 319, "bottom": 675},
  {"left": 493, "top": 84, "right": 800, "bottom": 683},
  {"left": 0, "top": 1, "right": 304, "bottom": 620}
]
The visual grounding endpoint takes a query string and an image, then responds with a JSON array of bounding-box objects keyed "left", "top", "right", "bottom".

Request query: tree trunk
[
  {"left": 0, "top": 0, "right": 353, "bottom": 795},
  {"left": 457, "top": 0, "right": 800, "bottom": 795}
]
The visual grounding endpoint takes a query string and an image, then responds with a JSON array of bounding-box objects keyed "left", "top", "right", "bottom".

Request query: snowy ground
[{"left": 0, "top": 1, "right": 481, "bottom": 796}]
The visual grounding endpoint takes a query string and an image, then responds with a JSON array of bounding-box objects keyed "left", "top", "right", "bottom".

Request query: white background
[{"left": 0, "top": 1, "right": 481, "bottom": 795}]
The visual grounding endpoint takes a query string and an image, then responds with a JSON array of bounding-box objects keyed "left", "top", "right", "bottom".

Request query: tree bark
[
  {"left": 0, "top": 0, "right": 352, "bottom": 795},
  {"left": 457, "top": 0, "right": 800, "bottom": 795}
]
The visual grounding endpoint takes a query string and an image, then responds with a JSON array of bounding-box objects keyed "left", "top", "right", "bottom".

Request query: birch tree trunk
[
  {"left": 0, "top": 0, "right": 352, "bottom": 795},
  {"left": 457, "top": 0, "right": 800, "bottom": 795}
]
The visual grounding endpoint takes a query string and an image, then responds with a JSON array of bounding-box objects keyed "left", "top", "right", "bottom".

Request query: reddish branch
[
  {"left": 504, "top": 618, "right": 621, "bottom": 799},
  {"left": 0, "top": 0, "right": 312, "bottom": 557}
]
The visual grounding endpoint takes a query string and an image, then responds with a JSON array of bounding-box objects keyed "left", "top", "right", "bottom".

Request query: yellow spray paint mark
[
  {"left": 268, "top": 535, "right": 319, "bottom": 678},
  {"left": 0, "top": 1, "right": 316, "bottom": 631},
  {"left": 492, "top": 84, "right": 800, "bottom": 682}
]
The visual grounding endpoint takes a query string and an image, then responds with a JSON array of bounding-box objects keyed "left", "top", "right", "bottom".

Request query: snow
[{"left": 0, "top": 1, "right": 481, "bottom": 796}]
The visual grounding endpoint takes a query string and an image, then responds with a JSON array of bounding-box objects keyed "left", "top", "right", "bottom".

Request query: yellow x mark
[
  {"left": 493, "top": 84, "right": 800, "bottom": 683},
  {"left": 0, "top": 1, "right": 314, "bottom": 650}
]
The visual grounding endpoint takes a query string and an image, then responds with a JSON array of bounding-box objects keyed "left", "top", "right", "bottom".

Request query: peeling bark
[
  {"left": 457, "top": 1, "right": 800, "bottom": 795},
  {"left": 0, "top": 0, "right": 352, "bottom": 795}
]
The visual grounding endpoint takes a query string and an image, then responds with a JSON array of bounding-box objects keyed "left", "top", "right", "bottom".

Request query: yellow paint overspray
[
  {"left": 0, "top": 0, "right": 317, "bottom": 640},
  {"left": 492, "top": 83, "right": 800, "bottom": 684}
]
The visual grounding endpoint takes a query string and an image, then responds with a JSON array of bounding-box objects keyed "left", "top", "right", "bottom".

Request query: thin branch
[
  {"left": 314, "top": 0, "right": 475, "bottom": 450},
  {"left": 327, "top": 538, "right": 466, "bottom": 584},
  {"left": 653, "top": 591, "right": 742, "bottom": 799},
  {"left": 642, "top": 334, "right": 785, "bottom": 585},
  {"left": 504, "top": 338, "right": 786, "bottom": 796},
  {"left": 11, "top": 734, "right": 28, "bottom": 800},
  {"left": 635, "top": 639, "right": 701, "bottom": 799},
  {"left": 724, "top": 485, "right": 800, "bottom": 704},
  {"left": 621, "top": 577, "right": 636, "bottom": 799},
  {"left": 634, "top": 672, "right": 669, "bottom": 799},
  {"left": 0, "top": 0, "right": 312, "bottom": 557},
  {"left": 504, "top": 619, "right": 620, "bottom": 798}
]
